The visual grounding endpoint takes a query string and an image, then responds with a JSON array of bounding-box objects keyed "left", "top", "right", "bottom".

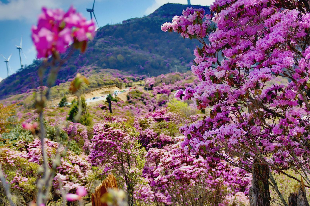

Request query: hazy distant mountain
[{"left": 0, "top": 3, "right": 209, "bottom": 99}]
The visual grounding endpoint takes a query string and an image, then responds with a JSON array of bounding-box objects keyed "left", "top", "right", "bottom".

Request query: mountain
[{"left": 0, "top": 3, "right": 210, "bottom": 100}]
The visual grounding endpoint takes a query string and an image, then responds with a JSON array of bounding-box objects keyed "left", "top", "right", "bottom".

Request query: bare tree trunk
[
  {"left": 249, "top": 159, "right": 270, "bottom": 206},
  {"left": 289, "top": 182, "right": 310, "bottom": 206},
  {"left": 289, "top": 193, "right": 298, "bottom": 206},
  {"left": 297, "top": 185, "right": 310, "bottom": 206}
]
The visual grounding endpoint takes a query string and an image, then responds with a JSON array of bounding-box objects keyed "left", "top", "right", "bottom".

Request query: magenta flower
[
  {"left": 66, "top": 186, "right": 87, "bottom": 201},
  {"left": 32, "top": 6, "right": 95, "bottom": 58}
]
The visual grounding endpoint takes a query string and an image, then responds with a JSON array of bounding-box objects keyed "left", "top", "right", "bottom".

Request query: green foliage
[
  {"left": 67, "top": 140, "right": 83, "bottom": 155},
  {"left": 58, "top": 95, "right": 67, "bottom": 107},
  {"left": 45, "top": 125, "right": 69, "bottom": 143},
  {"left": 167, "top": 98, "right": 188, "bottom": 112},
  {"left": 1, "top": 126, "right": 34, "bottom": 147},
  {"left": 154, "top": 121, "right": 179, "bottom": 137},
  {"left": 67, "top": 96, "right": 93, "bottom": 126},
  {"left": 79, "top": 112, "right": 93, "bottom": 127},
  {"left": 67, "top": 104, "right": 79, "bottom": 122},
  {"left": 168, "top": 98, "right": 199, "bottom": 117},
  {"left": 127, "top": 90, "right": 144, "bottom": 104},
  {"left": 0, "top": 103, "right": 17, "bottom": 134}
]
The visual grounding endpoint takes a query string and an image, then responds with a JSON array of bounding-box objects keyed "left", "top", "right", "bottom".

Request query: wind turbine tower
[
  {"left": 1, "top": 54, "right": 12, "bottom": 77},
  {"left": 86, "top": 0, "right": 99, "bottom": 27},
  {"left": 188, "top": 0, "right": 191, "bottom": 5},
  {"left": 16, "top": 38, "right": 26, "bottom": 69}
]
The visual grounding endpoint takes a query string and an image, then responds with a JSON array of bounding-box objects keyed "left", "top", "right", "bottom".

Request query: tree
[
  {"left": 67, "top": 96, "right": 92, "bottom": 126},
  {"left": 163, "top": 2, "right": 310, "bottom": 205},
  {"left": 106, "top": 94, "right": 113, "bottom": 113},
  {"left": 58, "top": 95, "right": 67, "bottom": 107}
]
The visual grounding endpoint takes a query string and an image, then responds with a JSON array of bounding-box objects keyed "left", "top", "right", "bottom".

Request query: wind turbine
[
  {"left": 1, "top": 54, "right": 12, "bottom": 77},
  {"left": 187, "top": 0, "right": 191, "bottom": 5},
  {"left": 16, "top": 37, "right": 26, "bottom": 69},
  {"left": 86, "top": 0, "right": 99, "bottom": 27}
]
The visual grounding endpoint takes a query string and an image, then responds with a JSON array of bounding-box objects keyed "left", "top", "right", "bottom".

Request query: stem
[
  {"left": 57, "top": 177, "right": 67, "bottom": 206},
  {"left": 40, "top": 111, "right": 49, "bottom": 175}
]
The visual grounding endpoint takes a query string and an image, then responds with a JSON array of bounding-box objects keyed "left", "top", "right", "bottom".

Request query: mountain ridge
[{"left": 0, "top": 3, "right": 210, "bottom": 100}]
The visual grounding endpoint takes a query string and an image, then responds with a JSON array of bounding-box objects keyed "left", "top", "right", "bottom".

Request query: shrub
[
  {"left": 58, "top": 96, "right": 67, "bottom": 107},
  {"left": 67, "top": 96, "right": 92, "bottom": 126}
]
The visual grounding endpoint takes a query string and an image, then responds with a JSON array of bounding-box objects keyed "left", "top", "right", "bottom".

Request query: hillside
[{"left": 0, "top": 3, "right": 210, "bottom": 100}]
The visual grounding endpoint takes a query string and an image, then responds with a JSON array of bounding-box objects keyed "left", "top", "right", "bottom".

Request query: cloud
[
  {"left": 145, "top": 0, "right": 215, "bottom": 15},
  {"left": 0, "top": 77, "right": 2, "bottom": 82},
  {"left": 0, "top": 0, "right": 98, "bottom": 22}
]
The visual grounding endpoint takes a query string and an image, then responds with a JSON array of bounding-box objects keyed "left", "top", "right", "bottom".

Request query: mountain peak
[{"left": 148, "top": 3, "right": 210, "bottom": 18}]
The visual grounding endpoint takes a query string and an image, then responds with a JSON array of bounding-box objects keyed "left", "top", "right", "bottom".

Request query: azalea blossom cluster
[
  {"left": 163, "top": 0, "right": 310, "bottom": 186},
  {"left": 144, "top": 77, "right": 155, "bottom": 90},
  {"left": 31, "top": 6, "right": 96, "bottom": 58},
  {"left": 63, "top": 122, "right": 90, "bottom": 152},
  {"left": 137, "top": 137, "right": 251, "bottom": 205},
  {"left": 161, "top": 7, "right": 211, "bottom": 39},
  {"left": 138, "top": 129, "right": 174, "bottom": 150}
]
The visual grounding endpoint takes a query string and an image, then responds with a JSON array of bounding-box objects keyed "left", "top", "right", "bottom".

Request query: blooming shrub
[
  {"left": 0, "top": 138, "right": 94, "bottom": 203},
  {"left": 89, "top": 122, "right": 145, "bottom": 206},
  {"left": 0, "top": 148, "right": 39, "bottom": 204},
  {"left": 162, "top": 1, "right": 310, "bottom": 204},
  {"left": 139, "top": 137, "right": 251, "bottom": 205},
  {"left": 63, "top": 122, "right": 90, "bottom": 154}
]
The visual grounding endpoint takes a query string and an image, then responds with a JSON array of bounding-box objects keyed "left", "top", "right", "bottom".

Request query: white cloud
[
  {"left": 0, "top": 0, "right": 98, "bottom": 22},
  {"left": 0, "top": 77, "right": 2, "bottom": 82},
  {"left": 145, "top": 0, "right": 215, "bottom": 15}
]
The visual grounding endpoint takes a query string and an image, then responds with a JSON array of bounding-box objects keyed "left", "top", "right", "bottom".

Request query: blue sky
[{"left": 0, "top": 0, "right": 213, "bottom": 81}]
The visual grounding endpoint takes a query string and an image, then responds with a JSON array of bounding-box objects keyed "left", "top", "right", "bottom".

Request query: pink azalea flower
[
  {"left": 22, "top": 122, "right": 38, "bottom": 131},
  {"left": 31, "top": 6, "right": 95, "bottom": 58},
  {"left": 66, "top": 186, "right": 87, "bottom": 201}
]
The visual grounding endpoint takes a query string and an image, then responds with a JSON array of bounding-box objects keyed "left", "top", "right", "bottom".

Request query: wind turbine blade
[
  {"left": 1, "top": 54, "right": 7, "bottom": 61},
  {"left": 22, "top": 49, "right": 27, "bottom": 59},
  {"left": 8, "top": 54, "right": 12, "bottom": 61},
  {"left": 20, "top": 37, "right": 22, "bottom": 48},
  {"left": 92, "top": 0, "right": 95, "bottom": 10},
  {"left": 93, "top": 12, "right": 99, "bottom": 27}
]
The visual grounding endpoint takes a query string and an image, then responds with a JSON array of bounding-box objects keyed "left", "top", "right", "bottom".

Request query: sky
[{"left": 0, "top": 0, "right": 214, "bottom": 80}]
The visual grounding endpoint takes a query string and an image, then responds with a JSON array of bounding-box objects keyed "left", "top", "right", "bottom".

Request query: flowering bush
[
  {"left": 89, "top": 122, "right": 145, "bottom": 206},
  {"left": 144, "top": 77, "right": 155, "bottom": 90},
  {"left": 0, "top": 148, "right": 39, "bottom": 204},
  {"left": 163, "top": 1, "right": 310, "bottom": 204},
  {"left": 63, "top": 122, "right": 90, "bottom": 154},
  {"left": 139, "top": 137, "right": 251, "bottom": 205}
]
